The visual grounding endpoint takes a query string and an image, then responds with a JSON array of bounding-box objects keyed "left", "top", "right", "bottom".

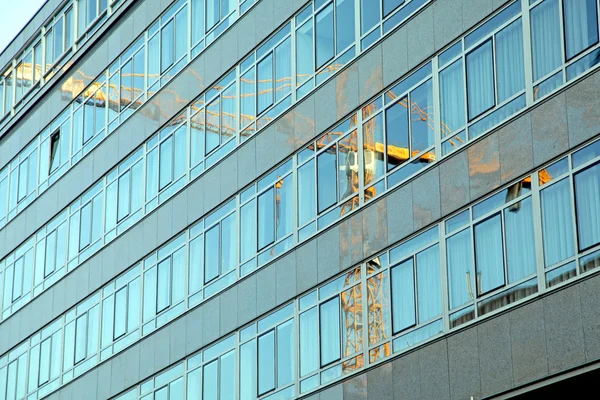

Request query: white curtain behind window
[
  {"left": 564, "top": 0, "right": 599, "bottom": 60},
  {"left": 439, "top": 59, "right": 466, "bottom": 136},
  {"left": 504, "top": 197, "right": 536, "bottom": 283},
  {"left": 541, "top": 178, "right": 575, "bottom": 267},
  {"left": 416, "top": 244, "right": 442, "bottom": 322},
  {"left": 495, "top": 20, "right": 525, "bottom": 102},
  {"left": 466, "top": 41, "right": 495, "bottom": 120},
  {"left": 575, "top": 164, "right": 600, "bottom": 250},
  {"left": 531, "top": 0, "right": 562, "bottom": 81},
  {"left": 446, "top": 229, "right": 474, "bottom": 309}
]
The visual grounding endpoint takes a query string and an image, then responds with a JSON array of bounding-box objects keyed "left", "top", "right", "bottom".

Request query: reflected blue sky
[{"left": 0, "top": 0, "right": 47, "bottom": 53}]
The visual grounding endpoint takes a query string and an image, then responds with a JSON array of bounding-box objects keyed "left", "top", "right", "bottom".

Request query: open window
[{"left": 49, "top": 129, "right": 60, "bottom": 174}]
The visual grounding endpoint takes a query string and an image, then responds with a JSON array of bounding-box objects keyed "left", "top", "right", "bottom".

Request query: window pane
[
  {"left": 159, "top": 137, "right": 173, "bottom": 190},
  {"left": 495, "top": 20, "right": 525, "bottom": 102},
  {"left": 385, "top": 99, "right": 410, "bottom": 172},
  {"left": 191, "top": 0, "right": 204, "bottom": 43},
  {"left": 541, "top": 179, "right": 575, "bottom": 267},
  {"left": 336, "top": 0, "right": 355, "bottom": 51},
  {"left": 189, "top": 235, "right": 204, "bottom": 293},
  {"left": 79, "top": 203, "right": 92, "bottom": 250},
  {"left": 18, "top": 160, "right": 28, "bottom": 201},
  {"left": 316, "top": 4, "right": 334, "bottom": 69},
  {"left": 360, "top": 0, "right": 380, "bottom": 34},
  {"left": 416, "top": 245, "right": 441, "bottom": 322},
  {"left": 161, "top": 20, "right": 174, "bottom": 73},
  {"left": 205, "top": 225, "right": 219, "bottom": 283},
  {"left": 207, "top": 0, "right": 220, "bottom": 31},
  {"left": 474, "top": 214, "right": 505, "bottom": 294},
  {"left": 258, "top": 331, "right": 275, "bottom": 395},
  {"left": 410, "top": 79, "right": 435, "bottom": 153},
  {"left": 45, "top": 231, "right": 57, "bottom": 277},
  {"left": 391, "top": 259, "right": 416, "bottom": 333},
  {"left": 175, "top": 8, "right": 188, "bottom": 60},
  {"left": 203, "top": 360, "right": 218, "bottom": 400},
  {"left": 505, "top": 197, "right": 536, "bottom": 282},
  {"left": 220, "top": 351, "right": 235, "bottom": 400},
  {"left": 155, "top": 387, "right": 168, "bottom": 400},
  {"left": 277, "top": 320, "right": 294, "bottom": 386},
  {"left": 221, "top": 213, "right": 236, "bottom": 273},
  {"left": 466, "top": 40, "right": 495, "bottom": 120},
  {"left": 300, "top": 308, "right": 319, "bottom": 376},
  {"left": 240, "top": 340, "right": 256, "bottom": 400},
  {"left": 275, "top": 38, "right": 292, "bottom": 102},
  {"left": 114, "top": 287, "right": 127, "bottom": 338},
  {"left": 206, "top": 96, "right": 221, "bottom": 155},
  {"left": 54, "top": 17, "right": 64, "bottom": 58},
  {"left": 564, "top": 0, "right": 599, "bottom": 60},
  {"left": 446, "top": 229, "right": 475, "bottom": 309},
  {"left": 319, "top": 297, "right": 341, "bottom": 366},
  {"left": 384, "top": 0, "right": 403, "bottom": 17},
  {"left": 240, "top": 201, "right": 256, "bottom": 262},
  {"left": 12, "top": 257, "right": 24, "bottom": 301},
  {"left": 39, "top": 338, "right": 51, "bottom": 385},
  {"left": 298, "top": 159, "right": 316, "bottom": 226},
  {"left": 117, "top": 172, "right": 131, "bottom": 221},
  {"left": 574, "top": 163, "right": 600, "bottom": 250},
  {"left": 258, "top": 188, "right": 275, "bottom": 250},
  {"left": 75, "top": 315, "right": 87, "bottom": 363},
  {"left": 296, "top": 19, "right": 314, "bottom": 86},
  {"left": 257, "top": 54, "right": 274, "bottom": 115},
  {"left": 277, "top": 175, "right": 294, "bottom": 240},
  {"left": 157, "top": 258, "right": 171, "bottom": 312},
  {"left": 531, "top": 0, "right": 562, "bottom": 81},
  {"left": 133, "top": 49, "right": 145, "bottom": 101},
  {"left": 339, "top": 130, "right": 360, "bottom": 198},
  {"left": 440, "top": 59, "right": 466, "bottom": 135},
  {"left": 317, "top": 147, "right": 338, "bottom": 213}
]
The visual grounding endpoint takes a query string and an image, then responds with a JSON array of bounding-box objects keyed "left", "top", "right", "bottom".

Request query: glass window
[
  {"left": 317, "top": 147, "right": 337, "bottom": 213},
  {"left": 39, "top": 337, "right": 52, "bottom": 385},
  {"left": 319, "top": 297, "right": 341, "bottom": 366},
  {"left": 114, "top": 287, "right": 127, "bottom": 339},
  {"left": 360, "top": 0, "right": 380, "bottom": 35},
  {"left": 240, "top": 341, "right": 256, "bottom": 400},
  {"left": 206, "top": 95, "right": 220, "bottom": 155},
  {"left": 54, "top": 17, "right": 64, "bottom": 59},
  {"left": 315, "top": 4, "right": 334, "bottom": 69},
  {"left": 504, "top": 197, "right": 536, "bottom": 282},
  {"left": 45, "top": 230, "right": 58, "bottom": 277},
  {"left": 79, "top": 202, "right": 92, "bottom": 250},
  {"left": 258, "top": 331, "right": 275, "bottom": 395},
  {"left": 410, "top": 79, "right": 434, "bottom": 153},
  {"left": 161, "top": 20, "right": 174, "bottom": 73},
  {"left": 240, "top": 201, "right": 256, "bottom": 262},
  {"left": 384, "top": 0, "right": 404, "bottom": 17},
  {"left": 257, "top": 54, "right": 274, "bottom": 115},
  {"left": 298, "top": 159, "right": 316, "bottom": 226},
  {"left": 277, "top": 320, "right": 294, "bottom": 386},
  {"left": 12, "top": 256, "right": 24, "bottom": 301},
  {"left": 336, "top": 0, "right": 355, "bottom": 51},
  {"left": 74, "top": 314, "right": 88, "bottom": 363},
  {"left": 157, "top": 258, "right": 171, "bottom": 312},
  {"left": 416, "top": 245, "right": 441, "bottom": 322},
  {"left": 191, "top": 0, "right": 204, "bottom": 44},
  {"left": 446, "top": 229, "right": 475, "bottom": 309},
  {"left": 391, "top": 259, "right": 415, "bottom": 333},
  {"left": 531, "top": 0, "right": 562, "bottom": 81},
  {"left": 205, "top": 225, "right": 219, "bottom": 283},
  {"left": 563, "top": 0, "right": 599, "bottom": 60},
  {"left": 117, "top": 171, "right": 131, "bottom": 222},
  {"left": 339, "top": 131, "right": 359, "bottom": 200},
  {"left": 203, "top": 360, "right": 218, "bottom": 400},
  {"left": 439, "top": 60, "right": 466, "bottom": 135},
  {"left": 574, "top": 163, "right": 600, "bottom": 250},
  {"left": 221, "top": 213, "right": 236, "bottom": 273},
  {"left": 466, "top": 40, "right": 495, "bottom": 120},
  {"left": 474, "top": 214, "right": 505, "bottom": 294},
  {"left": 275, "top": 38, "right": 292, "bottom": 102},
  {"left": 220, "top": 351, "right": 235, "bottom": 400},
  {"left": 175, "top": 7, "right": 188, "bottom": 60},
  {"left": 258, "top": 188, "right": 275, "bottom": 250},
  {"left": 299, "top": 308, "right": 318, "bottom": 376},
  {"left": 541, "top": 178, "right": 575, "bottom": 267},
  {"left": 296, "top": 19, "right": 314, "bottom": 87},
  {"left": 207, "top": 0, "right": 220, "bottom": 31},
  {"left": 159, "top": 137, "right": 173, "bottom": 190},
  {"left": 495, "top": 20, "right": 525, "bottom": 103}
]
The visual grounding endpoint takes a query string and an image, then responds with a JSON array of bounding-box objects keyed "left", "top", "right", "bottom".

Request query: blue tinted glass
[
  {"left": 439, "top": 41, "right": 462, "bottom": 67},
  {"left": 203, "top": 360, "right": 218, "bottom": 400},
  {"left": 206, "top": 0, "right": 220, "bottom": 31},
  {"left": 300, "top": 308, "right": 319, "bottom": 376},
  {"left": 336, "top": 0, "right": 355, "bottom": 52},
  {"left": 220, "top": 351, "right": 235, "bottom": 400},
  {"left": 495, "top": 20, "right": 525, "bottom": 102},
  {"left": 204, "top": 225, "right": 219, "bottom": 283},
  {"left": 361, "top": 0, "right": 380, "bottom": 34},
  {"left": 385, "top": 99, "right": 409, "bottom": 172},
  {"left": 240, "top": 341, "right": 257, "bottom": 400},
  {"left": 159, "top": 137, "right": 173, "bottom": 190},
  {"left": 277, "top": 320, "right": 294, "bottom": 386},
  {"left": 258, "top": 188, "right": 275, "bottom": 250},
  {"left": 257, "top": 54, "right": 274, "bottom": 115},
  {"left": 474, "top": 214, "right": 505, "bottom": 294},
  {"left": 317, "top": 149, "right": 338, "bottom": 213},
  {"left": 530, "top": 0, "right": 562, "bottom": 81},
  {"left": 564, "top": 0, "right": 599, "bottom": 60},
  {"left": 447, "top": 229, "right": 475, "bottom": 310},
  {"left": 157, "top": 258, "right": 171, "bottom": 312},
  {"left": 298, "top": 159, "right": 316, "bottom": 226},
  {"left": 410, "top": 79, "right": 434, "bottom": 153},
  {"left": 467, "top": 40, "right": 495, "bottom": 120},
  {"left": 391, "top": 259, "right": 416, "bottom": 333},
  {"left": 220, "top": 213, "right": 236, "bottom": 273},
  {"left": 574, "top": 163, "right": 600, "bottom": 250},
  {"left": 316, "top": 4, "right": 335, "bottom": 69},
  {"left": 319, "top": 297, "right": 341, "bottom": 366},
  {"left": 161, "top": 21, "right": 174, "bottom": 73},
  {"left": 440, "top": 59, "right": 466, "bottom": 135},
  {"left": 504, "top": 197, "right": 536, "bottom": 282},
  {"left": 384, "top": 0, "right": 404, "bottom": 17},
  {"left": 541, "top": 179, "right": 575, "bottom": 267},
  {"left": 296, "top": 19, "right": 314, "bottom": 86},
  {"left": 416, "top": 245, "right": 441, "bottom": 322}
]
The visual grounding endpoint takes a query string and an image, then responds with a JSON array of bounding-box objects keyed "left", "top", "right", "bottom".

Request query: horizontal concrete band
[
  {"left": 2, "top": 0, "right": 599, "bottom": 357},
  {"left": 0, "top": 0, "right": 306, "bottom": 260},
  {"left": 6, "top": 68, "right": 600, "bottom": 398}
]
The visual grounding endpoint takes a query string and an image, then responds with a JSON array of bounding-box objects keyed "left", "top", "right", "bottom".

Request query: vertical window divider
[
  {"left": 356, "top": 109, "right": 365, "bottom": 205},
  {"left": 531, "top": 168, "right": 547, "bottom": 294},
  {"left": 521, "top": 0, "right": 535, "bottom": 106},
  {"left": 359, "top": 260, "right": 370, "bottom": 368},
  {"left": 431, "top": 57, "right": 442, "bottom": 161},
  {"left": 438, "top": 222, "right": 451, "bottom": 333}
]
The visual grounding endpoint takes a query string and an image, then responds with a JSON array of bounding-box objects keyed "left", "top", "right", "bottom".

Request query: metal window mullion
[{"left": 431, "top": 56, "right": 443, "bottom": 162}]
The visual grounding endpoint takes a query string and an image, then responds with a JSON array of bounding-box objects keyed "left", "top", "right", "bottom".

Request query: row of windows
[
  {"left": 2, "top": 0, "right": 600, "bottom": 340},
  {"left": 0, "top": 0, "right": 434, "bottom": 232},
  {"left": 2, "top": 133, "right": 600, "bottom": 400},
  {"left": 0, "top": 0, "right": 123, "bottom": 124}
]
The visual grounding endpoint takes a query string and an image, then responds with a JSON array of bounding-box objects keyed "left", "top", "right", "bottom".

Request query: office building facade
[{"left": 1, "top": 0, "right": 600, "bottom": 398}]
